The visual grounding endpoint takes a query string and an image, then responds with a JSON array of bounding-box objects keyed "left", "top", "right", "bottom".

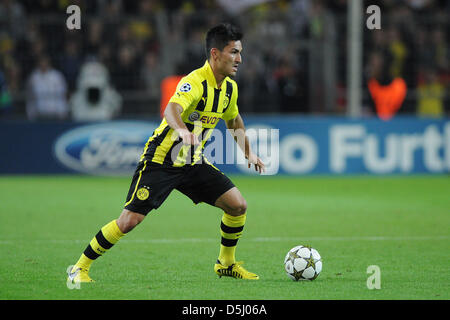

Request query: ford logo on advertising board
[{"left": 54, "top": 121, "right": 158, "bottom": 175}]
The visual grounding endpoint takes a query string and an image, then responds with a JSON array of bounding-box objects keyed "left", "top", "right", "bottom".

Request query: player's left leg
[
  {"left": 176, "top": 163, "right": 258, "bottom": 280},
  {"left": 213, "top": 187, "right": 259, "bottom": 280},
  {"left": 214, "top": 187, "right": 247, "bottom": 266}
]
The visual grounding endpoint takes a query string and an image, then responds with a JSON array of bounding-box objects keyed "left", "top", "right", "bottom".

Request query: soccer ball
[{"left": 284, "top": 245, "right": 322, "bottom": 281}]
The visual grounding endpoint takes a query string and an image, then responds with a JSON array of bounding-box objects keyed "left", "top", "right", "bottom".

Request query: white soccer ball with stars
[{"left": 284, "top": 245, "right": 322, "bottom": 281}]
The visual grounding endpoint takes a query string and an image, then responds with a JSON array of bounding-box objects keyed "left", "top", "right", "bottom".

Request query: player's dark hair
[{"left": 205, "top": 23, "right": 243, "bottom": 59}]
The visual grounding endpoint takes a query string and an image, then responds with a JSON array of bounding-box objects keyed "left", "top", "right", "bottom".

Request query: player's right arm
[
  {"left": 164, "top": 102, "right": 199, "bottom": 145},
  {"left": 164, "top": 76, "right": 202, "bottom": 145}
]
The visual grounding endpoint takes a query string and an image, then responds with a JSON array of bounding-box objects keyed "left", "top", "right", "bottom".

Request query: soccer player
[{"left": 68, "top": 23, "right": 265, "bottom": 283}]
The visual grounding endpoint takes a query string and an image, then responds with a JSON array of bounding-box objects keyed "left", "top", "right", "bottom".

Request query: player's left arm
[{"left": 225, "top": 114, "right": 265, "bottom": 174}]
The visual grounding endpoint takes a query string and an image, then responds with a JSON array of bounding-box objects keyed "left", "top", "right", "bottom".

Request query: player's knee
[
  {"left": 117, "top": 209, "right": 145, "bottom": 233},
  {"left": 239, "top": 199, "right": 248, "bottom": 215},
  {"left": 228, "top": 198, "right": 247, "bottom": 216}
]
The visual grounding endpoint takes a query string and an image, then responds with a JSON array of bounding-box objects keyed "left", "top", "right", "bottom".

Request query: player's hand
[
  {"left": 177, "top": 129, "right": 200, "bottom": 145},
  {"left": 247, "top": 152, "right": 265, "bottom": 174}
]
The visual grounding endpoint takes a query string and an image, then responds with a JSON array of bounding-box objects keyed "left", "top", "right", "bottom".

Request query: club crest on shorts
[
  {"left": 188, "top": 111, "right": 200, "bottom": 122},
  {"left": 136, "top": 187, "right": 150, "bottom": 200},
  {"left": 180, "top": 83, "right": 191, "bottom": 92}
]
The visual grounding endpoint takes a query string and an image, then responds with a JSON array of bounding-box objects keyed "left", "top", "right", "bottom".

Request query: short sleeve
[
  {"left": 222, "top": 81, "right": 239, "bottom": 120},
  {"left": 168, "top": 76, "right": 201, "bottom": 111}
]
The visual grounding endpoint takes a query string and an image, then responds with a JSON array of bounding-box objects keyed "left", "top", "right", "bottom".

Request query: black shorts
[{"left": 124, "top": 160, "right": 235, "bottom": 215}]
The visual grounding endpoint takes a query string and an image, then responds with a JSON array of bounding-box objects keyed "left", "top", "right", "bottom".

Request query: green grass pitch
[{"left": 0, "top": 175, "right": 448, "bottom": 300}]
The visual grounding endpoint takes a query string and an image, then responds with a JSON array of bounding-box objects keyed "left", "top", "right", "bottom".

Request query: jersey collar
[{"left": 203, "top": 60, "right": 227, "bottom": 90}]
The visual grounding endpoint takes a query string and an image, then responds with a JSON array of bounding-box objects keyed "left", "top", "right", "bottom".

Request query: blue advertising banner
[
  {"left": 216, "top": 116, "right": 450, "bottom": 175},
  {"left": 0, "top": 120, "right": 159, "bottom": 174},
  {"left": 0, "top": 117, "right": 449, "bottom": 175}
]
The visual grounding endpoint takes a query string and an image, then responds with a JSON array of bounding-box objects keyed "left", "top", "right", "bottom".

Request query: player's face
[{"left": 218, "top": 40, "right": 242, "bottom": 77}]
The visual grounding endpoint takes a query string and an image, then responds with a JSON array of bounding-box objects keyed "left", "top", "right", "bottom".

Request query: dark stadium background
[{"left": 0, "top": 0, "right": 448, "bottom": 119}]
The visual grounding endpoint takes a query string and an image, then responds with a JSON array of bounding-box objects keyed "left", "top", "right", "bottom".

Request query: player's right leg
[
  {"left": 67, "top": 161, "right": 180, "bottom": 284},
  {"left": 67, "top": 209, "right": 144, "bottom": 283}
]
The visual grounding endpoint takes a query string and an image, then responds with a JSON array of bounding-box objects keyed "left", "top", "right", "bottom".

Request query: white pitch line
[
  {"left": 251, "top": 235, "right": 450, "bottom": 242},
  {"left": 0, "top": 235, "right": 448, "bottom": 245}
]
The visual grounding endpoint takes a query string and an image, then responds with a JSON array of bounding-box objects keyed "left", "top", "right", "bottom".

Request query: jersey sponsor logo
[
  {"left": 180, "top": 83, "right": 192, "bottom": 92},
  {"left": 54, "top": 121, "right": 158, "bottom": 175},
  {"left": 188, "top": 111, "right": 200, "bottom": 122},
  {"left": 200, "top": 115, "right": 219, "bottom": 125}
]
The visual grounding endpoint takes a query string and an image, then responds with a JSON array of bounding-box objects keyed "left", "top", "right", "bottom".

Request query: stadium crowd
[{"left": 0, "top": 0, "right": 448, "bottom": 120}]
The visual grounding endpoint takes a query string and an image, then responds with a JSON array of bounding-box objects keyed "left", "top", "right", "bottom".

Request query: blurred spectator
[
  {"left": 141, "top": 51, "right": 163, "bottom": 99},
  {"left": 0, "top": 69, "right": 12, "bottom": 116},
  {"left": 430, "top": 28, "right": 448, "bottom": 73},
  {"left": 24, "top": 0, "right": 60, "bottom": 13},
  {"left": 367, "top": 52, "right": 407, "bottom": 120},
  {"left": 289, "top": 0, "right": 311, "bottom": 37},
  {"left": 0, "top": 0, "right": 446, "bottom": 118},
  {"left": 0, "top": 31, "right": 20, "bottom": 93},
  {"left": 416, "top": 68, "right": 445, "bottom": 118},
  {"left": 414, "top": 29, "right": 434, "bottom": 71},
  {"left": 386, "top": 27, "right": 408, "bottom": 79},
  {"left": 84, "top": 18, "right": 104, "bottom": 59},
  {"left": 185, "top": 28, "right": 208, "bottom": 70},
  {"left": 26, "top": 55, "right": 69, "bottom": 120},
  {"left": 11, "top": 19, "right": 44, "bottom": 86},
  {"left": 238, "top": 56, "right": 271, "bottom": 113},
  {"left": 112, "top": 45, "right": 140, "bottom": 91},
  {"left": 58, "top": 39, "right": 83, "bottom": 93},
  {"left": 308, "top": 0, "right": 327, "bottom": 40},
  {"left": 128, "top": 0, "right": 161, "bottom": 54},
  {"left": 71, "top": 61, "right": 122, "bottom": 121},
  {"left": 2, "top": 56, "right": 20, "bottom": 93},
  {"left": 0, "top": 0, "right": 26, "bottom": 39},
  {"left": 274, "top": 54, "right": 306, "bottom": 113},
  {"left": 97, "top": 43, "right": 113, "bottom": 71}
]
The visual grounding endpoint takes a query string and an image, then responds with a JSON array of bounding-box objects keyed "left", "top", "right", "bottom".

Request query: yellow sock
[
  {"left": 218, "top": 212, "right": 246, "bottom": 266},
  {"left": 75, "top": 220, "right": 126, "bottom": 270}
]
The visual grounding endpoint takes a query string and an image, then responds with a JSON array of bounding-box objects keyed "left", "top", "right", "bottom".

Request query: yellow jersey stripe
[{"left": 152, "top": 127, "right": 177, "bottom": 164}]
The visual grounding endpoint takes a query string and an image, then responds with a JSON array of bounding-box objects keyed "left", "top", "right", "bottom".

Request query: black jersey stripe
[
  {"left": 211, "top": 88, "right": 221, "bottom": 113},
  {"left": 163, "top": 137, "right": 182, "bottom": 165},
  {"left": 163, "top": 123, "right": 196, "bottom": 165},
  {"left": 195, "top": 80, "right": 208, "bottom": 111},
  {"left": 144, "top": 125, "right": 171, "bottom": 160}
]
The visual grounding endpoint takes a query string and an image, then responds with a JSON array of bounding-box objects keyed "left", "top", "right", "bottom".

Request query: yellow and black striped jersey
[{"left": 141, "top": 60, "right": 239, "bottom": 167}]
